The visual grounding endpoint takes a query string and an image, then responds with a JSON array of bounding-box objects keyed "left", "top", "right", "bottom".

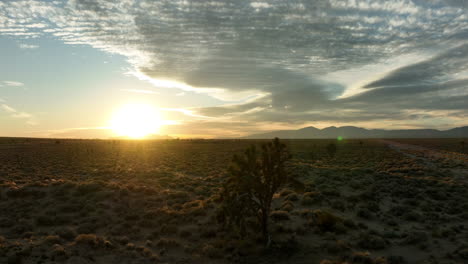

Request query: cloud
[
  {"left": 120, "top": 89, "right": 159, "bottom": 94},
  {"left": 1, "top": 0, "right": 467, "bottom": 135},
  {"left": 3, "top": 81, "right": 24, "bottom": 87},
  {"left": 0, "top": 103, "right": 37, "bottom": 125},
  {"left": 19, "top": 43, "right": 39, "bottom": 49}
]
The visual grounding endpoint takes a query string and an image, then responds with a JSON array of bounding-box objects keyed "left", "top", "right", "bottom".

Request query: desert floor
[{"left": 0, "top": 138, "right": 467, "bottom": 264}]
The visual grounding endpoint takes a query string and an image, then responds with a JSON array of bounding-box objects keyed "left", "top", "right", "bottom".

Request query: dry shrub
[
  {"left": 74, "top": 182, "right": 103, "bottom": 196},
  {"left": 51, "top": 244, "right": 67, "bottom": 259},
  {"left": 356, "top": 232, "right": 387, "bottom": 250},
  {"left": 114, "top": 236, "right": 129, "bottom": 245},
  {"left": 280, "top": 201, "right": 294, "bottom": 212},
  {"left": 74, "top": 234, "right": 97, "bottom": 246},
  {"left": 179, "top": 228, "right": 192, "bottom": 238},
  {"left": 36, "top": 215, "right": 55, "bottom": 226},
  {"left": 270, "top": 210, "right": 290, "bottom": 221},
  {"left": 126, "top": 243, "right": 136, "bottom": 250},
  {"left": 312, "top": 210, "right": 343, "bottom": 232},
  {"left": 279, "top": 189, "right": 294, "bottom": 197},
  {"left": 160, "top": 224, "right": 178, "bottom": 235},
  {"left": 156, "top": 238, "right": 180, "bottom": 248},
  {"left": 298, "top": 209, "right": 314, "bottom": 218},
  {"left": 183, "top": 200, "right": 204, "bottom": 209},
  {"left": 44, "top": 235, "right": 61, "bottom": 245},
  {"left": 202, "top": 244, "right": 223, "bottom": 258}
]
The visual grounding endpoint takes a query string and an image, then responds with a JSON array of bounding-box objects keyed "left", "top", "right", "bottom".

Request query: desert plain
[{"left": 0, "top": 138, "right": 467, "bottom": 264}]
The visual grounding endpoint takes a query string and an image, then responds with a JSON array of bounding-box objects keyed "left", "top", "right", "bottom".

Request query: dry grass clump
[
  {"left": 311, "top": 210, "right": 343, "bottom": 232},
  {"left": 321, "top": 251, "right": 399, "bottom": 264},
  {"left": 202, "top": 243, "right": 223, "bottom": 259},
  {"left": 270, "top": 210, "right": 291, "bottom": 221},
  {"left": 356, "top": 232, "right": 387, "bottom": 250},
  {"left": 51, "top": 244, "right": 67, "bottom": 260},
  {"left": 402, "top": 231, "right": 428, "bottom": 245},
  {"left": 179, "top": 228, "right": 193, "bottom": 238},
  {"left": 44, "top": 235, "right": 61, "bottom": 245},
  {"left": 301, "top": 191, "right": 322, "bottom": 205},
  {"left": 160, "top": 224, "right": 179, "bottom": 235},
  {"left": 279, "top": 189, "right": 294, "bottom": 197},
  {"left": 74, "top": 234, "right": 98, "bottom": 246},
  {"left": 156, "top": 238, "right": 180, "bottom": 248},
  {"left": 284, "top": 192, "right": 299, "bottom": 202},
  {"left": 280, "top": 201, "right": 294, "bottom": 212}
]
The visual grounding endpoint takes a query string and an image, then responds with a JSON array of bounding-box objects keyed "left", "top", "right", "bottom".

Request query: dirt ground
[{"left": 0, "top": 138, "right": 467, "bottom": 264}]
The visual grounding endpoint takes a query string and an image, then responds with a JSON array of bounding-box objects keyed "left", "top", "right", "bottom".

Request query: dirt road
[{"left": 381, "top": 139, "right": 468, "bottom": 184}]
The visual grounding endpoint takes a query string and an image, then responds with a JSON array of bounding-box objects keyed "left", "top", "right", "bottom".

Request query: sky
[{"left": 0, "top": 0, "right": 467, "bottom": 138}]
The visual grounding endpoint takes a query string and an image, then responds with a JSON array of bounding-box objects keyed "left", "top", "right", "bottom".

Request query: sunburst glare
[{"left": 110, "top": 103, "right": 162, "bottom": 139}]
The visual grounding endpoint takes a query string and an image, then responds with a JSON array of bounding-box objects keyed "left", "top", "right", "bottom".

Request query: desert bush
[
  {"left": 179, "top": 228, "right": 192, "bottom": 238},
  {"left": 402, "top": 231, "right": 427, "bottom": 245},
  {"left": 356, "top": 207, "right": 374, "bottom": 219},
  {"left": 51, "top": 244, "right": 67, "bottom": 259},
  {"left": 44, "top": 235, "right": 61, "bottom": 245},
  {"left": 36, "top": 215, "right": 55, "bottom": 226},
  {"left": 74, "top": 234, "right": 97, "bottom": 246},
  {"left": 156, "top": 238, "right": 180, "bottom": 248},
  {"left": 356, "top": 232, "right": 387, "bottom": 250},
  {"left": 284, "top": 192, "right": 299, "bottom": 202},
  {"left": 270, "top": 210, "right": 290, "bottom": 221},
  {"left": 312, "top": 210, "right": 343, "bottom": 232},
  {"left": 280, "top": 201, "right": 294, "bottom": 212},
  {"left": 202, "top": 244, "right": 223, "bottom": 258},
  {"left": 56, "top": 227, "right": 77, "bottom": 241},
  {"left": 126, "top": 243, "right": 136, "bottom": 250},
  {"left": 218, "top": 138, "right": 292, "bottom": 245},
  {"left": 160, "top": 224, "right": 178, "bottom": 235},
  {"left": 279, "top": 189, "right": 294, "bottom": 197}
]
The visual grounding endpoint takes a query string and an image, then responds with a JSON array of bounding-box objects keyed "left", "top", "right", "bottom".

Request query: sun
[{"left": 110, "top": 103, "right": 162, "bottom": 139}]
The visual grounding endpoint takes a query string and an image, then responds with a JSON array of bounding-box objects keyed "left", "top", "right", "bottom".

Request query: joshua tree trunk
[{"left": 261, "top": 207, "right": 271, "bottom": 247}]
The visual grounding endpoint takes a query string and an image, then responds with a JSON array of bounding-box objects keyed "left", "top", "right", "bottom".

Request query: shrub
[
  {"left": 156, "top": 238, "right": 180, "bottom": 248},
  {"left": 270, "top": 210, "right": 290, "bottom": 221},
  {"left": 356, "top": 233, "right": 387, "bottom": 250},
  {"left": 202, "top": 244, "right": 223, "bottom": 258},
  {"left": 312, "top": 210, "right": 342, "bottom": 232},
  {"left": 284, "top": 193, "right": 299, "bottom": 202},
  {"left": 280, "top": 201, "right": 294, "bottom": 212},
  {"left": 51, "top": 244, "right": 68, "bottom": 260},
  {"left": 44, "top": 235, "right": 61, "bottom": 244},
  {"left": 75, "top": 234, "right": 97, "bottom": 246}
]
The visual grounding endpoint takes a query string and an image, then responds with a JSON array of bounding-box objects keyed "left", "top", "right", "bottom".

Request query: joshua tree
[
  {"left": 219, "top": 138, "right": 291, "bottom": 246},
  {"left": 326, "top": 142, "right": 337, "bottom": 158}
]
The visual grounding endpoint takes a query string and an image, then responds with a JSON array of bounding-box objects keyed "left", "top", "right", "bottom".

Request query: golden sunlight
[{"left": 110, "top": 103, "right": 162, "bottom": 139}]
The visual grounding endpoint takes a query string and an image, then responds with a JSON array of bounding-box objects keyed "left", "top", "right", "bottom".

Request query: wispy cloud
[
  {"left": 160, "top": 108, "right": 212, "bottom": 119},
  {"left": 18, "top": 43, "right": 39, "bottom": 49},
  {"left": 120, "top": 89, "right": 159, "bottom": 94},
  {"left": 3, "top": 81, "right": 24, "bottom": 87},
  {"left": 1, "top": 103, "right": 37, "bottom": 125}
]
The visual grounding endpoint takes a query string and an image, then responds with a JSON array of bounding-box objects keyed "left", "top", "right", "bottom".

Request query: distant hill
[{"left": 244, "top": 126, "right": 468, "bottom": 139}]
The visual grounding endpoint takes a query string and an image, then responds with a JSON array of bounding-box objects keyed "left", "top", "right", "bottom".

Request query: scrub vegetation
[{"left": 0, "top": 137, "right": 467, "bottom": 263}]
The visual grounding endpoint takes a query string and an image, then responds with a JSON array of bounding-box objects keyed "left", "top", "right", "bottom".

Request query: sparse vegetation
[{"left": 0, "top": 137, "right": 466, "bottom": 263}]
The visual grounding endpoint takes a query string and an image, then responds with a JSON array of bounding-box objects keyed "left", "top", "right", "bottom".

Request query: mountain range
[{"left": 244, "top": 126, "right": 468, "bottom": 139}]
